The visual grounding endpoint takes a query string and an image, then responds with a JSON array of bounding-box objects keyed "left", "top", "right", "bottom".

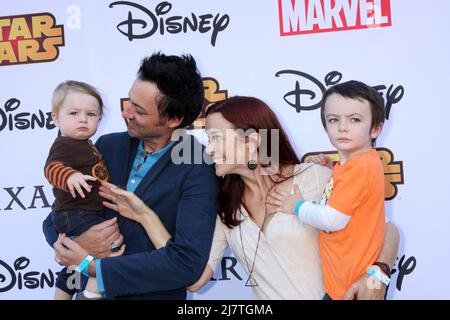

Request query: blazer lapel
[{"left": 117, "top": 136, "right": 139, "bottom": 189}]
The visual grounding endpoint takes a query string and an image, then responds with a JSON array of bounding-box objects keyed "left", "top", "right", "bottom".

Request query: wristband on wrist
[
  {"left": 373, "top": 261, "right": 391, "bottom": 276},
  {"left": 87, "top": 259, "right": 97, "bottom": 277},
  {"left": 75, "top": 255, "right": 94, "bottom": 273},
  {"left": 295, "top": 200, "right": 306, "bottom": 216},
  {"left": 367, "top": 266, "right": 390, "bottom": 286}
]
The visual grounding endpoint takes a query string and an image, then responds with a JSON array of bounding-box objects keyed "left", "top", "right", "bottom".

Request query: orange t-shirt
[{"left": 319, "top": 149, "right": 385, "bottom": 300}]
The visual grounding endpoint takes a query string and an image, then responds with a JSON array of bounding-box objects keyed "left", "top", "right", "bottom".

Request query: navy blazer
[{"left": 43, "top": 131, "right": 220, "bottom": 299}]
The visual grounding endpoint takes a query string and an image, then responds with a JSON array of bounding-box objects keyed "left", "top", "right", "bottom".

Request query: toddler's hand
[{"left": 66, "top": 172, "right": 96, "bottom": 199}]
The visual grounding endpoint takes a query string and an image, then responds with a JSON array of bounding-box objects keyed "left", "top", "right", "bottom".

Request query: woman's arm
[
  {"left": 188, "top": 216, "right": 229, "bottom": 292},
  {"left": 99, "top": 181, "right": 171, "bottom": 249},
  {"left": 187, "top": 265, "right": 214, "bottom": 292},
  {"left": 98, "top": 180, "right": 225, "bottom": 294},
  {"left": 376, "top": 221, "right": 400, "bottom": 270},
  {"left": 138, "top": 205, "right": 171, "bottom": 249}
]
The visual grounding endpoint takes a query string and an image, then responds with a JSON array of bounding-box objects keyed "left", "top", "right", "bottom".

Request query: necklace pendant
[{"left": 245, "top": 275, "right": 258, "bottom": 287}]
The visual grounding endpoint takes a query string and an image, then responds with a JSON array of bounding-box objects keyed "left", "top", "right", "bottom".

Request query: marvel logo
[{"left": 279, "top": 0, "right": 392, "bottom": 36}]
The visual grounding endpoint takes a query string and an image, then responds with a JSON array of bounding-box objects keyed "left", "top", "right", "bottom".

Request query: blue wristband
[
  {"left": 82, "top": 265, "right": 90, "bottom": 277},
  {"left": 75, "top": 255, "right": 94, "bottom": 273},
  {"left": 295, "top": 200, "right": 305, "bottom": 216},
  {"left": 367, "top": 266, "right": 390, "bottom": 286}
]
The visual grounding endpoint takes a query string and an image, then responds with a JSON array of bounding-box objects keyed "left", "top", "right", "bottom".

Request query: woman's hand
[
  {"left": 99, "top": 181, "right": 171, "bottom": 249},
  {"left": 99, "top": 180, "right": 147, "bottom": 224},
  {"left": 54, "top": 233, "right": 125, "bottom": 267},
  {"left": 266, "top": 184, "right": 304, "bottom": 215}
]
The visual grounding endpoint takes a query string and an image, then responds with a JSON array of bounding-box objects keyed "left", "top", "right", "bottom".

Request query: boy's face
[
  {"left": 52, "top": 91, "right": 101, "bottom": 140},
  {"left": 324, "top": 93, "right": 382, "bottom": 162}
]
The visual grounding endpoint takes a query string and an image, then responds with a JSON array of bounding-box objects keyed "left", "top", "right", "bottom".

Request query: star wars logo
[
  {"left": 302, "top": 147, "right": 403, "bottom": 200},
  {"left": 0, "top": 13, "right": 65, "bottom": 66}
]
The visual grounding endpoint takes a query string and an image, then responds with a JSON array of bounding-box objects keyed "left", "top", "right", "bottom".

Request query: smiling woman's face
[{"left": 205, "top": 112, "right": 251, "bottom": 177}]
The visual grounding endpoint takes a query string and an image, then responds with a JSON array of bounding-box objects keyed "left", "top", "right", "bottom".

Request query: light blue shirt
[{"left": 126, "top": 140, "right": 176, "bottom": 192}]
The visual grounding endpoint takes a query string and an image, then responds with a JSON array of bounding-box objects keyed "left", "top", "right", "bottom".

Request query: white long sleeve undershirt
[{"left": 297, "top": 201, "right": 351, "bottom": 233}]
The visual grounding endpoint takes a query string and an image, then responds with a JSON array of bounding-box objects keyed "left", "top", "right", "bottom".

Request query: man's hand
[
  {"left": 54, "top": 233, "right": 125, "bottom": 267},
  {"left": 66, "top": 172, "right": 97, "bottom": 199},
  {"left": 54, "top": 234, "right": 88, "bottom": 267},
  {"left": 74, "top": 218, "right": 124, "bottom": 258},
  {"left": 343, "top": 272, "right": 387, "bottom": 300}
]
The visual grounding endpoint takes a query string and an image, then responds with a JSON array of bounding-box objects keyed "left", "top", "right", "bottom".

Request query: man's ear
[
  {"left": 167, "top": 117, "right": 183, "bottom": 129},
  {"left": 370, "top": 123, "right": 383, "bottom": 139},
  {"left": 51, "top": 112, "right": 60, "bottom": 128}
]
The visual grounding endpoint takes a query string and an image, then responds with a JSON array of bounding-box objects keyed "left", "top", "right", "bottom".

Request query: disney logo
[
  {"left": 109, "top": 1, "right": 230, "bottom": 47},
  {"left": 0, "top": 98, "right": 55, "bottom": 132},
  {"left": 0, "top": 257, "right": 56, "bottom": 293},
  {"left": 391, "top": 254, "right": 417, "bottom": 291},
  {"left": 275, "top": 70, "right": 404, "bottom": 119}
]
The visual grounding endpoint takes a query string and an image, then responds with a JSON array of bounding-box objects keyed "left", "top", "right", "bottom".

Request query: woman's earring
[{"left": 247, "top": 160, "right": 257, "bottom": 170}]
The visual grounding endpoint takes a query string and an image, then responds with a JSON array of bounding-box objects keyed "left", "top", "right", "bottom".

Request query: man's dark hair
[
  {"left": 137, "top": 52, "right": 204, "bottom": 128},
  {"left": 320, "top": 80, "right": 386, "bottom": 146}
]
